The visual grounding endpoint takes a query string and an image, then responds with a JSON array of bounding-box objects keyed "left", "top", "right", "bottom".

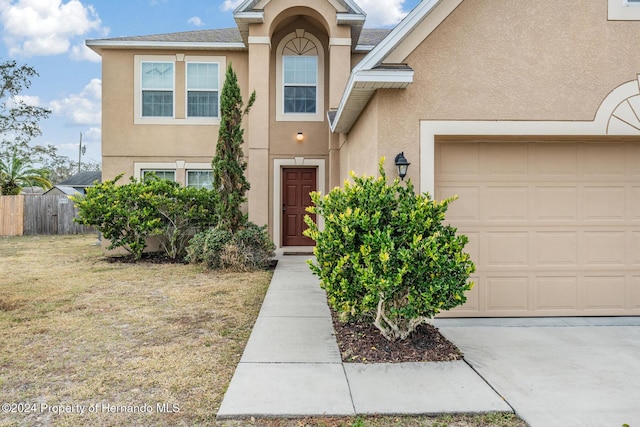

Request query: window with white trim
[
  {"left": 186, "top": 170, "right": 213, "bottom": 189},
  {"left": 142, "top": 170, "right": 176, "bottom": 181},
  {"left": 141, "top": 62, "right": 174, "bottom": 117},
  {"left": 276, "top": 30, "right": 324, "bottom": 122},
  {"left": 134, "top": 55, "right": 225, "bottom": 125},
  {"left": 609, "top": 0, "right": 640, "bottom": 19},
  {"left": 187, "top": 62, "right": 219, "bottom": 118}
]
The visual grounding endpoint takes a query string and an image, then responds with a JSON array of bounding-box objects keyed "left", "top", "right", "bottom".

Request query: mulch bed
[{"left": 331, "top": 311, "right": 463, "bottom": 363}]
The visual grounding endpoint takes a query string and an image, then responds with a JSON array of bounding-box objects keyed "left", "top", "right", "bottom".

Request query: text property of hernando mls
[{"left": 1, "top": 402, "right": 180, "bottom": 415}]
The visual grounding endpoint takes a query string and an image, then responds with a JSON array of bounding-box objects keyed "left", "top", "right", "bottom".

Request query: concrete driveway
[{"left": 437, "top": 317, "right": 640, "bottom": 427}]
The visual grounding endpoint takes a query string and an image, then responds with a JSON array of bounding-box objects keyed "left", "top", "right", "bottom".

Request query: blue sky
[{"left": 0, "top": 0, "right": 421, "bottom": 168}]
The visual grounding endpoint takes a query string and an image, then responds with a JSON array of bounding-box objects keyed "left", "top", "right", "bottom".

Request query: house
[
  {"left": 45, "top": 171, "right": 102, "bottom": 195},
  {"left": 86, "top": 0, "right": 640, "bottom": 317}
]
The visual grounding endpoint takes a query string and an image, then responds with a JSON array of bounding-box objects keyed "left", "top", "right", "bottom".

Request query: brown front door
[{"left": 282, "top": 168, "right": 316, "bottom": 246}]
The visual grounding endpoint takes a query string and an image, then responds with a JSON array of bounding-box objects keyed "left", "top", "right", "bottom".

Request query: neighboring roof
[
  {"left": 331, "top": 0, "right": 462, "bottom": 133},
  {"left": 43, "top": 186, "right": 81, "bottom": 196},
  {"left": 58, "top": 171, "right": 102, "bottom": 187}
]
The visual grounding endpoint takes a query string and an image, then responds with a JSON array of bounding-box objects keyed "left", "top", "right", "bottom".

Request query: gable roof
[
  {"left": 233, "top": 0, "right": 367, "bottom": 48},
  {"left": 330, "top": 0, "right": 463, "bottom": 133}
]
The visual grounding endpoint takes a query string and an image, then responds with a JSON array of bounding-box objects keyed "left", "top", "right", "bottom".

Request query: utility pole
[{"left": 78, "top": 132, "right": 86, "bottom": 174}]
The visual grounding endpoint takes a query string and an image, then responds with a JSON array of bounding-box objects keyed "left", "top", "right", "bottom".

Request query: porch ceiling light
[
  {"left": 296, "top": 132, "right": 304, "bottom": 142},
  {"left": 394, "top": 152, "right": 410, "bottom": 180}
]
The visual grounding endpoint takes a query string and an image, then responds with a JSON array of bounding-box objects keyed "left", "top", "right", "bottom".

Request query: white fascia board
[
  {"left": 336, "top": 13, "right": 366, "bottom": 25},
  {"left": 341, "top": 0, "right": 366, "bottom": 16},
  {"left": 355, "top": 0, "right": 442, "bottom": 72},
  {"left": 86, "top": 40, "right": 247, "bottom": 51},
  {"left": 234, "top": 0, "right": 258, "bottom": 13},
  {"left": 233, "top": 11, "right": 265, "bottom": 23},
  {"left": 330, "top": 68, "right": 414, "bottom": 133}
]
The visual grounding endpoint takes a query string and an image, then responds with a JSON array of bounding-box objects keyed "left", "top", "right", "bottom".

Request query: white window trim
[
  {"left": 186, "top": 168, "right": 214, "bottom": 189},
  {"left": 185, "top": 58, "right": 224, "bottom": 123},
  {"left": 276, "top": 30, "right": 325, "bottom": 122},
  {"left": 608, "top": 0, "right": 640, "bottom": 20},
  {"left": 134, "top": 55, "right": 225, "bottom": 125},
  {"left": 134, "top": 161, "right": 211, "bottom": 182}
]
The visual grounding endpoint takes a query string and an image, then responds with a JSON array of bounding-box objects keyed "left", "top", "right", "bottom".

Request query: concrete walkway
[
  {"left": 217, "top": 255, "right": 510, "bottom": 419},
  {"left": 217, "top": 255, "right": 640, "bottom": 426}
]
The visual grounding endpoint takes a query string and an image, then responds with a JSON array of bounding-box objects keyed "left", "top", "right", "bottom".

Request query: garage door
[{"left": 435, "top": 139, "right": 640, "bottom": 317}]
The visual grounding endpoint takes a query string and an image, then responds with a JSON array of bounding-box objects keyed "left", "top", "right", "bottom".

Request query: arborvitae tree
[{"left": 212, "top": 63, "right": 256, "bottom": 233}]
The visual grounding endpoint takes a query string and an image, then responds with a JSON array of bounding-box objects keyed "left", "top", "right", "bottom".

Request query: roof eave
[
  {"left": 330, "top": 68, "right": 414, "bottom": 134},
  {"left": 86, "top": 40, "right": 247, "bottom": 54},
  {"left": 234, "top": 10, "right": 265, "bottom": 46}
]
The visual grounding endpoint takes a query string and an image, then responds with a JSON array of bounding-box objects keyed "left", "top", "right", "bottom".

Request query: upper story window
[
  {"left": 142, "top": 170, "right": 176, "bottom": 181},
  {"left": 276, "top": 30, "right": 324, "bottom": 122},
  {"left": 141, "top": 62, "right": 174, "bottom": 117},
  {"left": 187, "top": 62, "right": 219, "bottom": 118},
  {"left": 283, "top": 56, "right": 317, "bottom": 113},
  {"left": 135, "top": 55, "right": 225, "bottom": 125},
  {"left": 608, "top": 0, "right": 640, "bottom": 20}
]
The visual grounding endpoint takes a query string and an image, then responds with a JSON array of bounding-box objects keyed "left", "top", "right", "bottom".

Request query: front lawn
[
  {"left": 0, "top": 235, "right": 524, "bottom": 427},
  {"left": 0, "top": 235, "right": 271, "bottom": 426}
]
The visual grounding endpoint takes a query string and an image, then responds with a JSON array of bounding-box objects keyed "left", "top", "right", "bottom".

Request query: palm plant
[{"left": 0, "top": 152, "right": 53, "bottom": 195}]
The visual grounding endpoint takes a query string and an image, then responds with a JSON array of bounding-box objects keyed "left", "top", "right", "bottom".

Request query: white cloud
[
  {"left": 0, "top": 0, "right": 104, "bottom": 58},
  {"left": 70, "top": 42, "right": 101, "bottom": 62},
  {"left": 355, "top": 0, "right": 409, "bottom": 27},
  {"left": 188, "top": 16, "right": 204, "bottom": 27},
  {"left": 8, "top": 94, "right": 42, "bottom": 107},
  {"left": 49, "top": 78, "right": 101, "bottom": 125},
  {"left": 220, "top": 0, "right": 243, "bottom": 12}
]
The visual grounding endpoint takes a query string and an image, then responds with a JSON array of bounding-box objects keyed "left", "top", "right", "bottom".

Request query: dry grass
[
  {"left": 0, "top": 235, "right": 525, "bottom": 427},
  {"left": 0, "top": 235, "right": 271, "bottom": 426}
]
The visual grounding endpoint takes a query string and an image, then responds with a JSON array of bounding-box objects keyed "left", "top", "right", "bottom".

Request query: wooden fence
[{"left": 0, "top": 195, "right": 95, "bottom": 236}]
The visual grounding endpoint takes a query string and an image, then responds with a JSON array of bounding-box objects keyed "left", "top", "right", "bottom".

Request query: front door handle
[{"left": 282, "top": 203, "right": 286, "bottom": 214}]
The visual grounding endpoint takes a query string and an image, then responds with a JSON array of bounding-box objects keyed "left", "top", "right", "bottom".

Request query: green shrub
[
  {"left": 186, "top": 222, "right": 275, "bottom": 271},
  {"left": 304, "top": 159, "right": 475, "bottom": 341},
  {"left": 73, "top": 174, "right": 219, "bottom": 260}
]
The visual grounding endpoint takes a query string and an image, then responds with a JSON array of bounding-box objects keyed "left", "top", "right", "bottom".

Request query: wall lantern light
[
  {"left": 296, "top": 132, "right": 304, "bottom": 142},
  {"left": 394, "top": 152, "right": 410, "bottom": 180}
]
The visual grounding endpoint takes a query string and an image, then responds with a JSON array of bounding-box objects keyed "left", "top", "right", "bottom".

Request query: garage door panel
[
  {"left": 487, "top": 143, "right": 528, "bottom": 176},
  {"left": 535, "top": 231, "right": 578, "bottom": 267},
  {"left": 584, "top": 276, "right": 626, "bottom": 310},
  {"left": 584, "top": 144, "right": 626, "bottom": 177},
  {"left": 486, "top": 232, "right": 528, "bottom": 267},
  {"left": 582, "top": 231, "right": 626, "bottom": 266},
  {"left": 534, "top": 143, "right": 577, "bottom": 176},
  {"left": 437, "top": 143, "right": 479, "bottom": 177},
  {"left": 536, "top": 277, "right": 578, "bottom": 310},
  {"left": 436, "top": 139, "right": 640, "bottom": 317},
  {"left": 437, "top": 185, "right": 479, "bottom": 221},
  {"left": 486, "top": 276, "right": 529, "bottom": 311},
  {"left": 583, "top": 186, "right": 626, "bottom": 221},
  {"left": 485, "top": 186, "right": 528, "bottom": 221},
  {"left": 631, "top": 187, "right": 640, "bottom": 220},
  {"left": 534, "top": 186, "right": 578, "bottom": 221}
]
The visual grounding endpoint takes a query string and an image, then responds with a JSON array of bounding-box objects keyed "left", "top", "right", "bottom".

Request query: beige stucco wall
[
  {"left": 101, "top": 49, "right": 249, "bottom": 180},
  {"left": 340, "top": 93, "right": 379, "bottom": 181},
  {"left": 346, "top": 0, "right": 640, "bottom": 191}
]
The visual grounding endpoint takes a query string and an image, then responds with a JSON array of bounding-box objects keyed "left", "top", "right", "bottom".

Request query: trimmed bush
[
  {"left": 304, "top": 159, "right": 475, "bottom": 341},
  {"left": 186, "top": 222, "right": 275, "bottom": 271},
  {"left": 73, "top": 174, "right": 219, "bottom": 260}
]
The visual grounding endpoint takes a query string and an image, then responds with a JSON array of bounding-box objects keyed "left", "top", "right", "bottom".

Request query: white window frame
[
  {"left": 134, "top": 55, "right": 225, "bottom": 125},
  {"left": 608, "top": 0, "right": 640, "bottom": 20},
  {"left": 185, "top": 59, "right": 222, "bottom": 122},
  {"left": 141, "top": 169, "right": 176, "bottom": 181},
  {"left": 186, "top": 169, "right": 214, "bottom": 189},
  {"left": 276, "top": 30, "right": 325, "bottom": 122}
]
